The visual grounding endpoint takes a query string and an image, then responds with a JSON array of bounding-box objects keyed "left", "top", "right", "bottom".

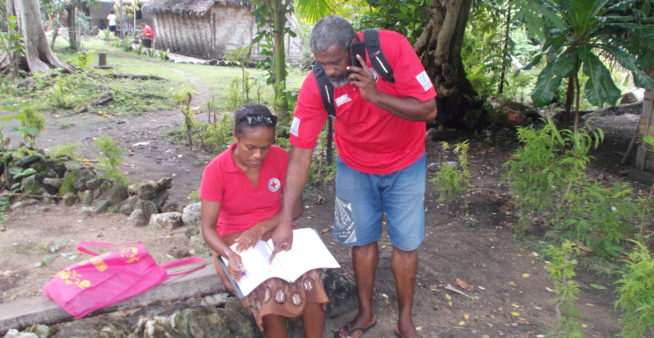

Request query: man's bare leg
[
  {"left": 392, "top": 247, "right": 419, "bottom": 337},
  {"left": 262, "top": 314, "right": 287, "bottom": 338},
  {"left": 301, "top": 302, "right": 325, "bottom": 338},
  {"left": 336, "top": 241, "right": 378, "bottom": 337}
]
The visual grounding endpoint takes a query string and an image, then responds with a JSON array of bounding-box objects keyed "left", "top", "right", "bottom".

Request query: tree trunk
[
  {"left": 1, "top": 0, "right": 73, "bottom": 74},
  {"left": 270, "top": 0, "right": 289, "bottom": 119},
  {"left": 66, "top": 2, "right": 79, "bottom": 51},
  {"left": 415, "top": 0, "right": 482, "bottom": 130},
  {"left": 119, "top": 0, "right": 124, "bottom": 38},
  {"left": 497, "top": 4, "right": 511, "bottom": 95},
  {"left": 50, "top": 23, "right": 60, "bottom": 50}
]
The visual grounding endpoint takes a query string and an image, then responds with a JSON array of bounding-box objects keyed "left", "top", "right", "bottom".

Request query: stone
[
  {"left": 85, "top": 177, "right": 109, "bottom": 190},
  {"left": 128, "top": 209, "right": 147, "bottom": 226},
  {"left": 51, "top": 320, "right": 130, "bottom": 338},
  {"left": 22, "top": 324, "right": 54, "bottom": 337},
  {"left": 162, "top": 201, "right": 182, "bottom": 213},
  {"left": 72, "top": 169, "right": 96, "bottom": 191},
  {"left": 117, "top": 196, "right": 138, "bottom": 215},
  {"left": 80, "top": 206, "right": 95, "bottom": 216},
  {"left": 322, "top": 269, "right": 357, "bottom": 318},
  {"left": 21, "top": 176, "right": 43, "bottom": 195},
  {"left": 182, "top": 202, "right": 201, "bottom": 226},
  {"left": 42, "top": 177, "right": 63, "bottom": 190},
  {"left": 101, "top": 184, "right": 128, "bottom": 205},
  {"left": 64, "top": 161, "right": 84, "bottom": 172},
  {"left": 77, "top": 190, "right": 94, "bottom": 205},
  {"left": 137, "top": 199, "right": 158, "bottom": 220},
  {"left": 62, "top": 193, "right": 78, "bottom": 206},
  {"left": 132, "top": 316, "right": 183, "bottom": 338},
  {"left": 199, "top": 293, "right": 229, "bottom": 307},
  {"left": 171, "top": 306, "right": 233, "bottom": 338},
  {"left": 189, "top": 234, "right": 211, "bottom": 257},
  {"left": 92, "top": 180, "right": 113, "bottom": 200},
  {"left": 149, "top": 212, "right": 183, "bottom": 230},
  {"left": 92, "top": 200, "right": 111, "bottom": 214},
  {"left": 168, "top": 247, "right": 190, "bottom": 259},
  {"left": 152, "top": 190, "right": 169, "bottom": 210},
  {"left": 15, "top": 155, "right": 42, "bottom": 169},
  {"left": 3, "top": 329, "right": 37, "bottom": 338},
  {"left": 9, "top": 200, "right": 39, "bottom": 210}
]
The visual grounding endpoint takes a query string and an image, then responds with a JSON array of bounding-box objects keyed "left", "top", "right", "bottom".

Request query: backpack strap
[
  {"left": 363, "top": 29, "right": 395, "bottom": 83},
  {"left": 312, "top": 62, "right": 336, "bottom": 164}
]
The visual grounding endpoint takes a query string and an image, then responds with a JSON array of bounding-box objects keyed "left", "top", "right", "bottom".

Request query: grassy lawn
[{"left": 1, "top": 37, "right": 308, "bottom": 118}]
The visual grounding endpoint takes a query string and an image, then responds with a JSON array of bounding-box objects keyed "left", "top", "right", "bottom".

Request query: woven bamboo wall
[{"left": 635, "top": 90, "right": 654, "bottom": 172}]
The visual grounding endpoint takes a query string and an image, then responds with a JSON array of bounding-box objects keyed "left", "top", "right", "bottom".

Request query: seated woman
[{"left": 200, "top": 103, "right": 328, "bottom": 337}]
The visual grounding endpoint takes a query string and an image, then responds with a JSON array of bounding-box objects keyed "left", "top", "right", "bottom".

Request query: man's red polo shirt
[
  {"left": 290, "top": 30, "right": 437, "bottom": 175},
  {"left": 200, "top": 143, "right": 287, "bottom": 236}
]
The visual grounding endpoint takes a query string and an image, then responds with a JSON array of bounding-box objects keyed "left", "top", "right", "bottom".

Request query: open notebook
[{"left": 220, "top": 228, "right": 340, "bottom": 298}]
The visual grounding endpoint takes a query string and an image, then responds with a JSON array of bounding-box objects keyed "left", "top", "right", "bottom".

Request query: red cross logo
[{"left": 268, "top": 178, "right": 281, "bottom": 192}]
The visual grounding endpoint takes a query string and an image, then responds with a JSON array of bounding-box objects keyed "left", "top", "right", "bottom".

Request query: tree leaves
[
  {"left": 580, "top": 47, "right": 621, "bottom": 107},
  {"left": 531, "top": 50, "right": 576, "bottom": 107}
]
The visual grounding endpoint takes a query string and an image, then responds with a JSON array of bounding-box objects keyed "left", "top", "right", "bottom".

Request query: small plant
[
  {"left": 49, "top": 142, "right": 83, "bottom": 162},
  {"left": 174, "top": 88, "right": 196, "bottom": 148},
  {"left": 0, "top": 16, "right": 24, "bottom": 78},
  {"left": 615, "top": 240, "right": 654, "bottom": 338},
  {"left": 50, "top": 76, "right": 75, "bottom": 109},
  {"left": 545, "top": 240, "right": 583, "bottom": 338},
  {"left": 430, "top": 141, "right": 471, "bottom": 207},
  {"left": 93, "top": 136, "right": 128, "bottom": 184},
  {"left": 10, "top": 106, "right": 46, "bottom": 147},
  {"left": 188, "top": 190, "right": 200, "bottom": 203}
]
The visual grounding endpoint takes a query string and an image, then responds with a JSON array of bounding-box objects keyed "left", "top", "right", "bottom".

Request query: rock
[
  {"left": 169, "top": 246, "right": 190, "bottom": 259},
  {"left": 149, "top": 212, "right": 183, "bottom": 230},
  {"left": 42, "top": 177, "right": 63, "bottom": 190},
  {"left": 21, "top": 175, "right": 43, "bottom": 195},
  {"left": 80, "top": 206, "right": 95, "bottom": 216},
  {"left": 92, "top": 200, "right": 111, "bottom": 214},
  {"left": 137, "top": 199, "right": 158, "bottom": 219},
  {"left": 117, "top": 196, "right": 138, "bottom": 215},
  {"left": 92, "top": 180, "right": 113, "bottom": 200},
  {"left": 128, "top": 209, "right": 147, "bottom": 226},
  {"left": 182, "top": 202, "right": 201, "bottom": 226},
  {"left": 63, "top": 193, "right": 78, "bottom": 206},
  {"left": 64, "top": 161, "right": 84, "bottom": 172},
  {"left": 22, "top": 324, "right": 54, "bottom": 337},
  {"left": 200, "top": 293, "right": 229, "bottom": 307},
  {"left": 15, "top": 155, "right": 42, "bottom": 169},
  {"left": 162, "top": 201, "right": 182, "bottom": 212},
  {"left": 152, "top": 190, "right": 169, "bottom": 210},
  {"left": 85, "top": 177, "right": 109, "bottom": 190},
  {"left": 77, "top": 190, "right": 94, "bottom": 205},
  {"left": 9, "top": 199, "right": 39, "bottom": 210},
  {"left": 620, "top": 88, "right": 645, "bottom": 104},
  {"left": 72, "top": 169, "right": 96, "bottom": 191},
  {"left": 132, "top": 316, "right": 183, "bottom": 338},
  {"left": 16, "top": 78, "right": 36, "bottom": 90},
  {"left": 51, "top": 320, "right": 130, "bottom": 338},
  {"left": 171, "top": 306, "right": 234, "bottom": 338},
  {"left": 100, "top": 184, "right": 128, "bottom": 205},
  {"left": 3, "top": 329, "right": 37, "bottom": 338},
  {"left": 322, "top": 268, "right": 357, "bottom": 318},
  {"left": 222, "top": 298, "right": 261, "bottom": 336},
  {"left": 189, "top": 233, "right": 211, "bottom": 257}
]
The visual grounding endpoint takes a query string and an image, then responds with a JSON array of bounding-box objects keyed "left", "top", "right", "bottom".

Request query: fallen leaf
[
  {"left": 320, "top": 227, "right": 330, "bottom": 234},
  {"left": 456, "top": 278, "right": 471, "bottom": 290},
  {"left": 458, "top": 321, "right": 466, "bottom": 326},
  {"left": 574, "top": 240, "right": 593, "bottom": 253},
  {"left": 589, "top": 283, "right": 606, "bottom": 290},
  {"left": 314, "top": 195, "right": 326, "bottom": 205},
  {"left": 381, "top": 293, "right": 390, "bottom": 304},
  {"left": 445, "top": 294, "right": 452, "bottom": 300},
  {"left": 464, "top": 314, "right": 470, "bottom": 320},
  {"left": 511, "top": 312, "right": 520, "bottom": 317},
  {"left": 522, "top": 273, "right": 530, "bottom": 278},
  {"left": 429, "top": 284, "right": 438, "bottom": 291}
]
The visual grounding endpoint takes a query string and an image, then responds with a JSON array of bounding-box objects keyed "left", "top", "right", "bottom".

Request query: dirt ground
[{"left": 1, "top": 63, "right": 648, "bottom": 337}]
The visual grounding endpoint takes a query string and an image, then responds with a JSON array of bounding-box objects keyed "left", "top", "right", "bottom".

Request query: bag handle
[
  {"left": 76, "top": 241, "right": 142, "bottom": 256},
  {"left": 162, "top": 257, "right": 206, "bottom": 277}
]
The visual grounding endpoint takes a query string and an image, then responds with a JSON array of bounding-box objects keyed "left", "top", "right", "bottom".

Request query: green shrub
[
  {"left": 430, "top": 141, "right": 471, "bottom": 205},
  {"left": 615, "top": 240, "right": 654, "bottom": 338},
  {"left": 49, "top": 142, "right": 83, "bottom": 162},
  {"left": 545, "top": 240, "right": 583, "bottom": 338},
  {"left": 93, "top": 136, "right": 128, "bottom": 184}
]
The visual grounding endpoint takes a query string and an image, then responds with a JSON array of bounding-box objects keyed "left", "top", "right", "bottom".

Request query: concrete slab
[{"left": 0, "top": 258, "right": 225, "bottom": 335}]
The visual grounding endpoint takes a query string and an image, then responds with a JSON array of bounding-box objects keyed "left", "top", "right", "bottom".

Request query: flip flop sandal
[{"left": 333, "top": 320, "right": 377, "bottom": 338}]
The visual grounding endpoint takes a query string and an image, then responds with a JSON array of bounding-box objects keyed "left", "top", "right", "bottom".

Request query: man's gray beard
[{"left": 330, "top": 76, "right": 348, "bottom": 88}]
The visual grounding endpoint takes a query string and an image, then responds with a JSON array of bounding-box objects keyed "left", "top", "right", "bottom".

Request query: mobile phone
[{"left": 349, "top": 42, "right": 366, "bottom": 67}]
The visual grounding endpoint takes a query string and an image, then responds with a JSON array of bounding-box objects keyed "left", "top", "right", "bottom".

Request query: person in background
[
  {"left": 200, "top": 103, "right": 328, "bottom": 338},
  {"left": 141, "top": 23, "right": 154, "bottom": 48},
  {"left": 270, "top": 15, "right": 437, "bottom": 338},
  {"left": 107, "top": 10, "right": 117, "bottom": 36}
]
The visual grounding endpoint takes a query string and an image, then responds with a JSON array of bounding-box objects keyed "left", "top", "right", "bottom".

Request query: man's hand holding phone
[{"left": 347, "top": 43, "right": 376, "bottom": 100}]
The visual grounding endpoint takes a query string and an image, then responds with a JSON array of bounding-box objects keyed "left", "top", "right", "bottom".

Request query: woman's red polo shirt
[{"left": 200, "top": 143, "right": 288, "bottom": 236}]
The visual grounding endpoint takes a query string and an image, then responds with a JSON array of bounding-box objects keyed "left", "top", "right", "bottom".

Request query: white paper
[{"left": 221, "top": 228, "right": 340, "bottom": 297}]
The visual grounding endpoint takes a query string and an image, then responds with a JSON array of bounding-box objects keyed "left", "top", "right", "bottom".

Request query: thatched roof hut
[{"left": 142, "top": 0, "right": 303, "bottom": 60}]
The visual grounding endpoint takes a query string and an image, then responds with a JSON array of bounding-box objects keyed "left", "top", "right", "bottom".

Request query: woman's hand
[
  {"left": 234, "top": 225, "right": 263, "bottom": 251},
  {"left": 225, "top": 250, "right": 245, "bottom": 281}
]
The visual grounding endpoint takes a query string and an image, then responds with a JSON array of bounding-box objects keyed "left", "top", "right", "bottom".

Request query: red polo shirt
[
  {"left": 290, "top": 30, "right": 437, "bottom": 175},
  {"left": 200, "top": 143, "right": 288, "bottom": 237}
]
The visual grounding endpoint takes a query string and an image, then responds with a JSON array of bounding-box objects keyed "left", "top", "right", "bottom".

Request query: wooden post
[
  {"left": 635, "top": 90, "right": 654, "bottom": 172},
  {"left": 98, "top": 52, "right": 107, "bottom": 67}
]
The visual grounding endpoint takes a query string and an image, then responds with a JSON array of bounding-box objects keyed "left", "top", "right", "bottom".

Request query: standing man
[
  {"left": 271, "top": 15, "right": 437, "bottom": 338},
  {"left": 107, "top": 10, "right": 117, "bottom": 36},
  {"left": 141, "top": 23, "right": 154, "bottom": 48}
]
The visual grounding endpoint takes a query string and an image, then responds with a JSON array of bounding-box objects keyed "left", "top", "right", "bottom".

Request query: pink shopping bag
[{"left": 42, "top": 241, "right": 205, "bottom": 319}]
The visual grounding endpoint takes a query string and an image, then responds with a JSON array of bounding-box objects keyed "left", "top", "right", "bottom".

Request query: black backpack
[{"left": 312, "top": 29, "right": 394, "bottom": 164}]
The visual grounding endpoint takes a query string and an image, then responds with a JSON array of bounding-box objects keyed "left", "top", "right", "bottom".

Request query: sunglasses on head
[{"left": 236, "top": 114, "right": 278, "bottom": 127}]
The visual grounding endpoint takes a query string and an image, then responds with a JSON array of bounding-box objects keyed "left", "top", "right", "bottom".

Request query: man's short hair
[{"left": 310, "top": 15, "right": 356, "bottom": 52}]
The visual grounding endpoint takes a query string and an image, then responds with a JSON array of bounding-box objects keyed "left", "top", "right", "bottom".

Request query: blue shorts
[{"left": 332, "top": 154, "right": 426, "bottom": 251}]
